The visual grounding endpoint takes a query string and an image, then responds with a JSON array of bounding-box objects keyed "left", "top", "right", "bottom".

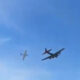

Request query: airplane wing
[
  {"left": 21, "top": 50, "right": 28, "bottom": 60},
  {"left": 23, "top": 56, "right": 25, "bottom": 60},
  {"left": 22, "top": 54, "right": 27, "bottom": 60},
  {"left": 24, "top": 50, "right": 27, "bottom": 54},
  {"left": 24, "top": 50, "right": 28, "bottom": 56},
  {"left": 20, "top": 53, "right": 23, "bottom": 56},
  {"left": 55, "top": 51, "right": 61, "bottom": 56},
  {"left": 53, "top": 51, "right": 62, "bottom": 58},
  {"left": 42, "top": 56, "right": 51, "bottom": 61},
  {"left": 54, "top": 48, "right": 65, "bottom": 57}
]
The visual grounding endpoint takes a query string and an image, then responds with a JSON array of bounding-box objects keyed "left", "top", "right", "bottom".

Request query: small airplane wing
[
  {"left": 24, "top": 50, "right": 27, "bottom": 55},
  {"left": 23, "top": 56, "right": 25, "bottom": 60},
  {"left": 20, "top": 50, "right": 28, "bottom": 60},
  {"left": 20, "top": 53, "right": 23, "bottom": 56}
]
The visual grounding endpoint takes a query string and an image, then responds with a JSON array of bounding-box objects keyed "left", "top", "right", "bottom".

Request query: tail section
[{"left": 43, "top": 48, "right": 52, "bottom": 55}]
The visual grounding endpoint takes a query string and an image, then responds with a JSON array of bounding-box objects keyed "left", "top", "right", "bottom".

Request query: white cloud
[
  {"left": 0, "top": 61, "right": 53, "bottom": 80},
  {"left": 0, "top": 38, "right": 11, "bottom": 45},
  {"left": 0, "top": 0, "right": 24, "bottom": 33}
]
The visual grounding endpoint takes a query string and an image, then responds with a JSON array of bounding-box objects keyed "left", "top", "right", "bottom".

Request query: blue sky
[{"left": 0, "top": 0, "right": 79, "bottom": 80}]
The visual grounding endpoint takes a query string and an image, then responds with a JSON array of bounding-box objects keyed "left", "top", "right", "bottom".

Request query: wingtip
[
  {"left": 41, "top": 59, "right": 44, "bottom": 61},
  {"left": 63, "top": 48, "right": 65, "bottom": 50}
]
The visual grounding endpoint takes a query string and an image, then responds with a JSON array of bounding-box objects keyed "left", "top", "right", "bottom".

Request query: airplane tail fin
[
  {"left": 42, "top": 48, "right": 48, "bottom": 55},
  {"left": 43, "top": 48, "right": 52, "bottom": 55}
]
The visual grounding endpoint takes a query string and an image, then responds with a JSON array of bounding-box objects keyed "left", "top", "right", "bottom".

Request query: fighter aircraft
[
  {"left": 20, "top": 50, "right": 28, "bottom": 60},
  {"left": 42, "top": 48, "right": 65, "bottom": 61},
  {"left": 43, "top": 48, "right": 52, "bottom": 55}
]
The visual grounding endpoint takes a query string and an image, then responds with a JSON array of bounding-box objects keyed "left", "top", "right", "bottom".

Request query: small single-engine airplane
[
  {"left": 42, "top": 48, "right": 65, "bottom": 61},
  {"left": 20, "top": 50, "right": 28, "bottom": 60},
  {"left": 43, "top": 48, "right": 52, "bottom": 55}
]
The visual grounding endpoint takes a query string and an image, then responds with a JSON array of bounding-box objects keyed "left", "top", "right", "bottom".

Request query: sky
[{"left": 0, "top": 0, "right": 80, "bottom": 80}]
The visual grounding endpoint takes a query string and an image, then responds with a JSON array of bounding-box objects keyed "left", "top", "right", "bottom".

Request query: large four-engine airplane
[
  {"left": 20, "top": 50, "right": 28, "bottom": 60},
  {"left": 42, "top": 48, "right": 65, "bottom": 61}
]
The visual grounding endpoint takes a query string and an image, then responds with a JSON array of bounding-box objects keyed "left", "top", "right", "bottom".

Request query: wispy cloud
[
  {"left": 0, "top": 38, "right": 11, "bottom": 45},
  {"left": 0, "top": 0, "right": 24, "bottom": 33},
  {"left": 0, "top": 61, "right": 53, "bottom": 80}
]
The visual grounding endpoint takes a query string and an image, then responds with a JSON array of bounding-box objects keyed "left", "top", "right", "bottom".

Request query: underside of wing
[
  {"left": 54, "top": 50, "right": 62, "bottom": 56},
  {"left": 55, "top": 49, "right": 63, "bottom": 57},
  {"left": 23, "top": 55, "right": 26, "bottom": 60},
  {"left": 20, "top": 53, "right": 23, "bottom": 56},
  {"left": 54, "top": 48, "right": 65, "bottom": 56},
  {"left": 42, "top": 56, "right": 51, "bottom": 61},
  {"left": 23, "top": 56, "right": 25, "bottom": 60}
]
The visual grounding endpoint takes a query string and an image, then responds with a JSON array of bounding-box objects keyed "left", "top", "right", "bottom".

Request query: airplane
[
  {"left": 42, "top": 48, "right": 65, "bottom": 61},
  {"left": 20, "top": 50, "right": 28, "bottom": 60},
  {"left": 43, "top": 48, "right": 52, "bottom": 55}
]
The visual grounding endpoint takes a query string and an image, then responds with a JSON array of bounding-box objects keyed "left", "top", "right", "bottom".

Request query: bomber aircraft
[
  {"left": 20, "top": 50, "right": 28, "bottom": 60},
  {"left": 42, "top": 48, "right": 65, "bottom": 61}
]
